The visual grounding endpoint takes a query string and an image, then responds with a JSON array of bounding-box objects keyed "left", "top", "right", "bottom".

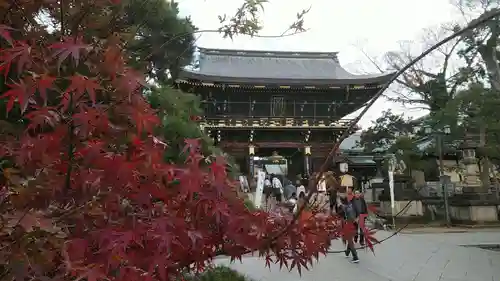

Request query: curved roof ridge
[
  {"left": 179, "top": 47, "right": 394, "bottom": 85},
  {"left": 198, "top": 47, "right": 338, "bottom": 60}
]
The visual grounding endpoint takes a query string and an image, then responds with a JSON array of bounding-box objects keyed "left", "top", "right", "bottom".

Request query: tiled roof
[{"left": 179, "top": 48, "right": 393, "bottom": 85}]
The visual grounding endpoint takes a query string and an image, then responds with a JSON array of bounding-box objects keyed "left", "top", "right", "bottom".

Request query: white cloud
[{"left": 177, "top": 0, "right": 463, "bottom": 128}]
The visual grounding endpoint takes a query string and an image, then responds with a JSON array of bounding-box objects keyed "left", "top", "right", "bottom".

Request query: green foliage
[
  {"left": 243, "top": 198, "right": 256, "bottom": 211},
  {"left": 123, "top": 0, "right": 196, "bottom": 83},
  {"left": 358, "top": 110, "right": 428, "bottom": 172},
  {"left": 146, "top": 86, "right": 240, "bottom": 175},
  {"left": 391, "top": 136, "right": 426, "bottom": 171},
  {"left": 146, "top": 86, "right": 211, "bottom": 160},
  {"left": 357, "top": 110, "right": 416, "bottom": 153},
  {"left": 218, "top": 0, "right": 309, "bottom": 39},
  {"left": 441, "top": 83, "right": 500, "bottom": 158},
  {"left": 183, "top": 266, "right": 253, "bottom": 281}
]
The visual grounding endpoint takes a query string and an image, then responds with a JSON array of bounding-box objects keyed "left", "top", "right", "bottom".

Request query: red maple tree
[{"left": 0, "top": 1, "right": 375, "bottom": 280}]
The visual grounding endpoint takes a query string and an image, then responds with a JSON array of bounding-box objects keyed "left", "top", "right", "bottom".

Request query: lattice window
[{"left": 271, "top": 96, "right": 285, "bottom": 117}]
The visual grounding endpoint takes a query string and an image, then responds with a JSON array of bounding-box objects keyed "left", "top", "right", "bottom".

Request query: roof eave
[{"left": 177, "top": 70, "right": 395, "bottom": 86}]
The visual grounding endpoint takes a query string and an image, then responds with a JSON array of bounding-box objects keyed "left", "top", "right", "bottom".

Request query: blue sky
[{"left": 177, "top": 0, "right": 464, "bottom": 128}]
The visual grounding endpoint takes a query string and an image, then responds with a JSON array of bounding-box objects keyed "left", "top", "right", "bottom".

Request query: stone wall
[
  {"left": 380, "top": 200, "right": 424, "bottom": 217},
  {"left": 449, "top": 205, "right": 498, "bottom": 222},
  {"left": 379, "top": 198, "right": 500, "bottom": 224}
]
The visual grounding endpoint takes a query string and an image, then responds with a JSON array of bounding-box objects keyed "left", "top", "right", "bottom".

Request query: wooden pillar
[
  {"left": 249, "top": 145, "right": 255, "bottom": 180},
  {"left": 304, "top": 145, "right": 311, "bottom": 176}
]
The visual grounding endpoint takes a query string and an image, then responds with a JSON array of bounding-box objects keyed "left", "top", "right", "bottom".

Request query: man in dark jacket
[
  {"left": 352, "top": 190, "right": 368, "bottom": 245},
  {"left": 337, "top": 190, "right": 359, "bottom": 263}
]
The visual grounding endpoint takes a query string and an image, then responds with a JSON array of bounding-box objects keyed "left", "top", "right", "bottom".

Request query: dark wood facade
[{"left": 176, "top": 48, "right": 393, "bottom": 178}]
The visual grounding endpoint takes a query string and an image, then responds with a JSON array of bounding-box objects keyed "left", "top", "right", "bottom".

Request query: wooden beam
[{"left": 220, "top": 141, "right": 337, "bottom": 148}]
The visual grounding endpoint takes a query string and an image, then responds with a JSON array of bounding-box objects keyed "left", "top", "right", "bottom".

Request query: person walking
[
  {"left": 337, "top": 188, "right": 360, "bottom": 263},
  {"left": 263, "top": 175, "right": 273, "bottom": 204},
  {"left": 352, "top": 190, "right": 368, "bottom": 246},
  {"left": 271, "top": 174, "right": 283, "bottom": 203},
  {"left": 324, "top": 171, "right": 338, "bottom": 215},
  {"left": 314, "top": 173, "right": 329, "bottom": 212},
  {"left": 296, "top": 179, "right": 306, "bottom": 199}
]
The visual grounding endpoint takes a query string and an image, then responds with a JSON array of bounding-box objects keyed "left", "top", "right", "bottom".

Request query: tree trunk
[{"left": 479, "top": 45, "right": 500, "bottom": 92}]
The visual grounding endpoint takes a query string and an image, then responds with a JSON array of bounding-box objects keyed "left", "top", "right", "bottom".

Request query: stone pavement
[
  {"left": 215, "top": 230, "right": 500, "bottom": 281},
  {"left": 400, "top": 226, "right": 500, "bottom": 234}
]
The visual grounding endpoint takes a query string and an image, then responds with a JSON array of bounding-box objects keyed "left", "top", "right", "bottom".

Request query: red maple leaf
[
  {"left": 73, "top": 106, "right": 109, "bottom": 136},
  {"left": 363, "top": 228, "right": 379, "bottom": 251},
  {"left": 114, "top": 68, "right": 146, "bottom": 98},
  {"left": 0, "top": 1, "right": 367, "bottom": 278},
  {"left": 49, "top": 36, "right": 89, "bottom": 68},
  {"left": 341, "top": 221, "right": 357, "bottom": 240},
  {"left": 102, "top": 45, "right": 124, "bottom": 77},
  {"left": 0, "top": 24, "right": 14, "bottom": 45},
  {"left": 24, "top": 106, "right": 61, "bottom": 131},
  {"left": 6, "top": 211, "right": 55, "bottom": 233},
  {"left": 65, "top": 75, "right": 101, "bottom": 105},
  {"left": 190, "top": 115, "right": 202, "bottom": 121},
  {"left": 36, "top": 74, "right": 57, "bottom": 105},
  {"left": 0, "top": 40, "right": 32, "bottom": 74},
  {"left": 182, "top": 138, "right": 201, "bottom": 155},
  {"left": 75, "top": 266, "right": 108, "bottom": 281},
  {"left": 133, "top": 111, "right": 160, "bottom": 135},
  {"left": 1, "top": 79, "right": 36, "bottom": 113},
  {"left": 0, "top": 62, "right": 10, "bottom": 79}
]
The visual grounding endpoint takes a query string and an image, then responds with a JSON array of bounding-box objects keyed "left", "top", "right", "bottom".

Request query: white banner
[
  {"left": 238, "top": 175, "right": 248, "bottom": 192},
  {"left": 254, "top": 171, "right": 266, "bottom": 209},
  {"left": 388, "top": 171, "right": 395, "bottom": 209}
]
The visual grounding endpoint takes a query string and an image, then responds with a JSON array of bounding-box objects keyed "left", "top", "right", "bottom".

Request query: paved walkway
[
  {"left": 215, "top": 230, "right": 500, "bottom": 281},
  {"left": 400, "top": 226, "right": 500, "bottom": 234}
]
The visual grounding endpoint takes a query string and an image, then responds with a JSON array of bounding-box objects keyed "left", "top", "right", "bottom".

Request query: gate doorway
[{"left": 270, "top": 96, "right": 285, "bottom": 117}]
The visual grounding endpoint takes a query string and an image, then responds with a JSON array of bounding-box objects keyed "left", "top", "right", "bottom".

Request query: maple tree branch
[
  {"left": 54, "top": 196, "right": 100, "bottom": 223},
  {"left": 11, "top": 0, "right": 38, "bottom": 31},
  {"left": 440, "top": 37, "right": 461, "bottom": 77},
  {"left": 78, "top": 0, "right": 151, "bottom": 65},
  {"left": 129, "top": 0, "right": 152, "bottom": 35},
  {"left": 59, "top": 0, "right": 65, "bottom": 39},
  {"left": 1, "top": 208, "right": 30, "bottom": 234},
  {"left": 0, "top": 2, "right": 14, "bottom": 24},
  {"left": 70, "top": 1, "right": 96, "bottom": 36},
  {"left": 356, "top": 47, "right": 412, "bottom": 101},
  {"left": 64, "top": 94, "right": 74, "bottom": 194},
  {"left": 142, "top": 28, "right": 308, "bottom": 62},
  {"left": 264, "top": 6, "right": 500, "bottom": 250}
]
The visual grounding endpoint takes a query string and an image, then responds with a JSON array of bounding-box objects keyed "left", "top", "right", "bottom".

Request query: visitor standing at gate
[
  {"left": 271, "top": 174, "right": 283, "bottom": 203},
  {"left": 296, "top": 179, "right": 306, "bottom": 199},
  {"left": 352, "top": 190, "right": 368, "bottom": 245},
  {"left": 315, "top": 173, "right": 328, "bottom": 211},
  {"left": 263, "top": 175, "right": 272, "bottom": 203}
]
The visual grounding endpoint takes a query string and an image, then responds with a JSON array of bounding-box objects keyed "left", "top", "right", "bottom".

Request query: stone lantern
[
  {"left": 459, "top": 135, "right": 478, "bottom": 165},
  {"left": 459, "top": 135, "right": 480, "bottom": 188},
  {"left": 335, "top": 154, "right": 349, "bottom": 173},
  {"left": 370, "top": 153, "right": 385, "bottom": 201},
  {"left": 372, "top": 153, "right": 385, "bottom": 182}
]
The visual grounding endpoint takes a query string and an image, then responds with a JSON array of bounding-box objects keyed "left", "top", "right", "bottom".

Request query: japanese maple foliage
[{"left": 0, "top": 1, "right": 365, "bottom": 281}]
